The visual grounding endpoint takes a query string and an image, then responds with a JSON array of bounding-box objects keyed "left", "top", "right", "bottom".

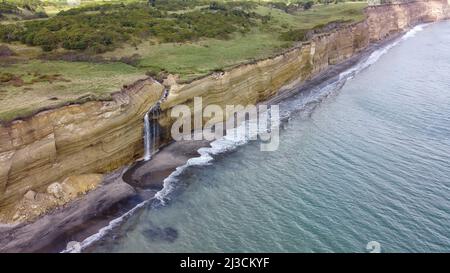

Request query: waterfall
[
  {"left": 143, "top": 105, "right": 161, "bottom": 161},
  {"left": 143, "top": 111, "right": 152, "bottom": 161},
  {"left": 143, "top": 88, "right": 168, "bottom": 161}
]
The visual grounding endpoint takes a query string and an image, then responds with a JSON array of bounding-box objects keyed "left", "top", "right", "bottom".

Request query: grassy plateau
[{"left": 0, "top": 0, "right": 367, "bottom": 122}]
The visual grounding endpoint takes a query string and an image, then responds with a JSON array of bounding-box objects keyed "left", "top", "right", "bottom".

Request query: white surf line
[{"left": 62, "top": 23, "right": 429, "bottom": 253}]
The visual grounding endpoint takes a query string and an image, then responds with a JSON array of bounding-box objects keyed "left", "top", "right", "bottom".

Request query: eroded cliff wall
[
  {"left": 366, "top": 0, "right": 449, "bottom": 41},
  {"left": 158, "top": 0, "right": 449, "bottom": 143},
  {"left": 0, "top": 79, "right": 164, "bottom": 210},
  {"left": 0, "top": 1, "right": 448, "bottom": 213},
  {"left": 157, "top": 21, "right": 370, "bottom": 135}
]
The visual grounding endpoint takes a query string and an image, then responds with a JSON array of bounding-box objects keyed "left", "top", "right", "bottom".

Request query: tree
[
  {"left": 148, "top": 0, "right": 156, "bottom": 7},
  {"left": 33, "top": 28, "right": 58, "bottom": 51},
  {"left": 303, "top": 1, "right": 314, "bottom": 10}
]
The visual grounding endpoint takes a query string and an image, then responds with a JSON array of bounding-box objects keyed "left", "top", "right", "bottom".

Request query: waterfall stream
[
  {"left": 143, "top": 88, "right": 169, "bottom": 161},
  {"left": 143, "top": 111, "right": 153, "bottom": 161}
]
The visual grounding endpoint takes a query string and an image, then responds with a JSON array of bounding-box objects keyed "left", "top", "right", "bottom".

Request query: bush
[
  {"left": 0, "top": 2, "right": 19, "bottom": 14},
  {"left": 0, "top": 24, "right": 24, "bottom": 42},
  {"left": 33, "top": 28, "right": 58, "bottom": 51},
  {"left": 0, "top": 1, "right": 48, "bottom": 20},
  {"left": 303, "top": 1, "right": 314, "bottom": 10},
  {"left": 61, "top": 32, "right": 90, "bottom": 50},
  {"left": 0, "top": 72, "right": 16, "bottom": 83},
  {"left": 0, "top": 1, "right": 264, "bottom": 52},
  {"left": 280, "top": 29, "right": 309, "bottom": 42}
]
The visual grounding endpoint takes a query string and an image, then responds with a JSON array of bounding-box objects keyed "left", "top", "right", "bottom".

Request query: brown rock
[
  {"left": 0, "top": 79, "right": 164, "bottom": 210},
  {"left": 47, "top": 183, "right": 64, "bottom": 200},
  {"left": 61, "top": 174, "right": 103, "bottom": 195},
  {"left": 0, "top": 0, "right": 448, "bottom": 216},
  {"left": 24, "top": 190, "right": 36, "bottom": 201}
]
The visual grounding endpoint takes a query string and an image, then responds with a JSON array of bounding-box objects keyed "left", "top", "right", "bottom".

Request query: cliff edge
[{"left": 0, "top": 0, "right": 448, "bottom": 222}]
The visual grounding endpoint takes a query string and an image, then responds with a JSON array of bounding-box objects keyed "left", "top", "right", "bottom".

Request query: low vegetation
[
  {"left": 0, "top": 0, "right": 367, "bottom": 122},
  {"left": 0, "top": 60, "right": 145, "bottom": 122},
  {"left": 1, "top": 2, "right": 270, "bottom": 52},
  {"left": 0, "top": 0, "right": 48, "bottom": 21}
]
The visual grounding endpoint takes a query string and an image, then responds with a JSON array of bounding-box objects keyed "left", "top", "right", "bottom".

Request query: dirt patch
[
  {"left": 0, "top": 72, "right": 70, "bottom": 87},
  {"left": 0, "top": 72, "right": 23, "bottom": 87},
  {"left": 0, "top": 45, "right": 15, "bottom": 57},
  {"left": 29, "top": 73, "right": 71, "bottom": 84}
]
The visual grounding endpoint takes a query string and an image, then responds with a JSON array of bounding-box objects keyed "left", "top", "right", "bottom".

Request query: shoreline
[
  {"left": 0, "top": 29, "right": 407, "bottom": 253},
  {"left": 1, "top": 1, "right": 448, "bottom": 241}
]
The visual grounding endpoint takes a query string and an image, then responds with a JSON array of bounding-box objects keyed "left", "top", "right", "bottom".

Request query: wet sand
[
  {"left": 123, "top": 140, "right": 211, "bottom": 190},
  {"left": 0, "top": 169, "right": 135, "bottom": 253},
  {"left": 0, "top": 35, "right": 400, "bottom": 253},
  {"left": 0, "top": 139, "right": 211, "bottom": 253}
]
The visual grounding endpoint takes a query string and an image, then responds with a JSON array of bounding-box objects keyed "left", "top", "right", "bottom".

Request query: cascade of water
[
  {"left": 143, "top": 105, "right": 160, "bottom": 161},
  {"left": 143, "top": 88, "right": 168, "bottom": 161},
  {"left": 143, "top": 111, "right": 152, "bottom": 161}
]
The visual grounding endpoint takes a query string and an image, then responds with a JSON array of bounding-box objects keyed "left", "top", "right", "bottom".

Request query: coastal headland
[{"left": 0, "top": 0, "right": 449, "bottom": 252}]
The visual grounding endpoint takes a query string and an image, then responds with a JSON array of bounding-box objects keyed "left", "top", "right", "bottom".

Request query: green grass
[
  {"left": 103, "top": 2, "right": 367, "bottom": 81},
  {"left": 255, "top": 2, "right": 367, "bottom": 29},
  {"left": 0, "top": 60, "right": 145, "bottom": 122},
  {"left": 0, "top": 2, "right": 368, "bottom": 122},
  {"left": 139, "top": 33, "right": 290, "bottom": 81},
  {"left": 103, "top": 31, "right": 292, "bottom": 81}
]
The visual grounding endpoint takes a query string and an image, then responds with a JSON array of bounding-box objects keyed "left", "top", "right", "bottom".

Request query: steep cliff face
[
  {"left": 366, "top": 0, "right": 449, "bottom": 41},
  {"left": 0, "top": 1, "right": 448, "bottom": 216},
  {"left": 157, "top": 21, "right": 370, "bottom": 134},
  {"left": 158, "top": 0, "right": 449, "bottom": 140},
  {"left": 0, "top": 79, "right": 164, "bottom": 210}
]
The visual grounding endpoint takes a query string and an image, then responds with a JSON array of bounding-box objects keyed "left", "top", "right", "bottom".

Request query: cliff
[
  {"left": 366, "top": 0, "right": 450, "bottom": 41},
  {"left": 0, "top": 79, "right": 164, "bottom": 214},
  {"left": 0, "top": 0, "right": 448, "bottom": 219},
  {"left": 156, "top": 21, "right": 370, "bottom": 136}
]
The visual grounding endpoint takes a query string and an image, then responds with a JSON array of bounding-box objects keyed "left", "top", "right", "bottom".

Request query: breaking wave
[{"left": 62, "top": 23, "right": 429, "bottom": 253}]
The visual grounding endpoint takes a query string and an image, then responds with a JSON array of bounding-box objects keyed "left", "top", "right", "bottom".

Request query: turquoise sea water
[{"left": 88, "top": 21, "right": 450, "bottom": 253}]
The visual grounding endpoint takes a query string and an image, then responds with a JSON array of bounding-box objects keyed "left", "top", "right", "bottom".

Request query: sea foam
[{"left": 62, "top": 23, "right": 429, "bottom": 253}]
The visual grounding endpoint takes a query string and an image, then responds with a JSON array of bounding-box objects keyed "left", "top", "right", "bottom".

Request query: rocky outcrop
[
  {"left": 157, "top": 0, "right": 449, "bottom": 140},
  {"left": 366, "top": 0, "right": 450, "bottom": 41},
  {"left": 1, "top": 174, "right": 103, "bottom": 223},
  {"left": 0, "top": 79, "right": 164, "bottom": 212},
  {"left": 0, "top": 170, "right": 136, "bottom": 252},
  {"left": 155, "top": 21, "right": 371, "bottom": 137},
  {"left": 0, "top": 0, "right": 448, "bottom": 219}
]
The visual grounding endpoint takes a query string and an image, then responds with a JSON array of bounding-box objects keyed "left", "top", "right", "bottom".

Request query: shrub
[
  {"left": 267, "top": 2, "right": 289, "bottom": 12},
  {"left": 0, "top": 72, "right": 16, "bottom": 83},
  {"left": 62, "top": 31, "right": 89, "bottom": 50},
  {"left": 0, "top": 1, "right": 263, "bottom": 52},
  {"left": 280, "top": 29, "right": 309, "bottom": 42},
  {"left": 33, "top": 28, "right": 58, "bottom": 51},
  {"left": 0, "top": 24, "right": 24, "bottom": 42},
  {"left": 303, "top": 1, "right": 314, "bottom": 10}
]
